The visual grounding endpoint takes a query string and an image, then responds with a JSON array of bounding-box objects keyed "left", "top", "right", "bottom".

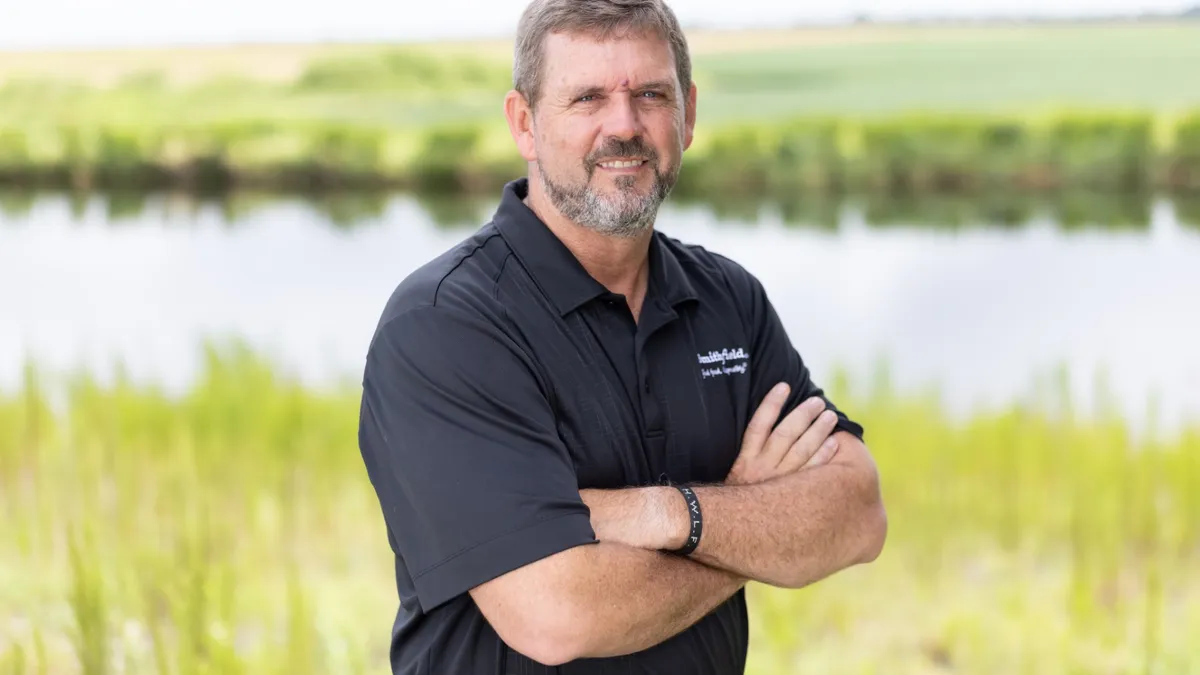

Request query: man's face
[{"left": 524, "top": 31, "right": 695, "bottom": 238}]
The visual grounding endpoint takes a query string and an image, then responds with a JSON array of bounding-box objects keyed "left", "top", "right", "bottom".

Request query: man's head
[{"left": 504, "top": 0, "right": 697, "bottom": 238}]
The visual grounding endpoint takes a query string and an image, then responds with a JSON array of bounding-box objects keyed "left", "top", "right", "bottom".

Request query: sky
[{"left": 1, "top": 0, "right": 1193, "bottom": 49}]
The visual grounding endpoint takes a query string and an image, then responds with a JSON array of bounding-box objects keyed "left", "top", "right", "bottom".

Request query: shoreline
[{"left": 0, "top": 111, "right": 1197, "bottom": 195}]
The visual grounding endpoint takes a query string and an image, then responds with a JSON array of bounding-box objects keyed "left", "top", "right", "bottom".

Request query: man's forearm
[
  {"left": 552, "top": 485, "right": 744, "bottom": 660},
  {"left": 681, "top": 433, "right": 887, "bottom": 588},
  {"left": 559, "top": 542, "right": 745, "bottom": 660},
  {"left": 599, "top": 433, "right": 886, "bottom": 590}
]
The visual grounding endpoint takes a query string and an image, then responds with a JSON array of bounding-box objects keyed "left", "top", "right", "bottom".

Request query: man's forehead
[{"left": 542, "top": 31, "right": 676, "bottom": 85}]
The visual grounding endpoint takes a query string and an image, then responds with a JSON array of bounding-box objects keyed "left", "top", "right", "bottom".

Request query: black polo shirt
[{"left": 357, "top": 178, "right": 864, "bottom": 674}]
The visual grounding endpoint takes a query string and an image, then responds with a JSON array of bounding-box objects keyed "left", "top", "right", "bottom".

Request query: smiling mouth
[{"left": 596, "top": 159, "right": 648, "bottom": 170}]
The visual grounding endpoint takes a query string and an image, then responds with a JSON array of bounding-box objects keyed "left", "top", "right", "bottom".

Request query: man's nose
[{"left": 601, "top": 94, "right": 641, "bottom": 141}]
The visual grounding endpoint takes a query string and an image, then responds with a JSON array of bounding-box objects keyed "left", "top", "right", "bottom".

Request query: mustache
[{"left": 586, "top": 138, "right": 659, "bottom": 167}]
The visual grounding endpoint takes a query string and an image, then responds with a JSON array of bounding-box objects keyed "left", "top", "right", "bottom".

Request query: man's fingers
[
  {"left": 804, "top": 434, "right": 841, "bottom": 469},
  {"left": 761, "top": 396, "right": 826, "bottom": 466},
  {"left": 739, "top": 382, "right": 790, "bottom": 458},
  {"left": 776, "top": 408, "right": 841, "bottom": 474}
]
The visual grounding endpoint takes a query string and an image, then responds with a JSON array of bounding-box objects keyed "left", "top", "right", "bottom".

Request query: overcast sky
[{"left": 1, "top": 0, "right": 1193, "bottom": 49}]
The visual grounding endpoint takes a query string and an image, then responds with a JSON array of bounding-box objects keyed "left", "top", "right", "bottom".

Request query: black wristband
[{"left": 669, "top": 485, "right": 703, "bottom": 556}]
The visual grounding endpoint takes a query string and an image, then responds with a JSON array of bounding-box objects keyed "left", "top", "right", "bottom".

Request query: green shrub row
[{"left": 0, "top": 111, "right": 1198, "bottom": 194}]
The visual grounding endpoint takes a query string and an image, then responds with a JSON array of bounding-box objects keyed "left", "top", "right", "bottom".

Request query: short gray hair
[{"left": 513, "top": 0, "right": 692, "bottom": 111}]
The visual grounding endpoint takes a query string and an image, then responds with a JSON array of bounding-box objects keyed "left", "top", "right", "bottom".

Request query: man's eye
[
  {"left": 641, "top": 91, "right": 659, "bottom": 98},
  {"left": 578, "top": 95, "right": 596, "bottom": 103}
]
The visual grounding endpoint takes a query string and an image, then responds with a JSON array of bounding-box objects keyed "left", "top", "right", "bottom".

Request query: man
[{"left": 356, "top": 0, "right": 887, "bottom": 672}]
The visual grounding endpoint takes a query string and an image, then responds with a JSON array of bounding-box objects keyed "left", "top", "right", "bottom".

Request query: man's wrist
[
  {"left": 654, "top": 485, "right": 692, "bottom": 552},
  {"left": 583, "top": 486, "right": 699, "bottom": 552}
]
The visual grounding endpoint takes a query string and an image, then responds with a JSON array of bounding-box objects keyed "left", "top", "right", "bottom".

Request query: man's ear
[
  {"left": 504, "top": 90, "right": 538, "bottom": 162},
  {"left": 683, "top": 82, "right": 698, "bottom": 151}
]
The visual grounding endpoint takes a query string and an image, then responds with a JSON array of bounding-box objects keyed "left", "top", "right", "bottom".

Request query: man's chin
[{"left": 591, "top": 177, "right": 658, "bottom": 201}]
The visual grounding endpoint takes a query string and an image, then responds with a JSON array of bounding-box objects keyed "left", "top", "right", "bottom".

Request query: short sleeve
[
  {"left": 357, "top": 303, "right": 597, "bottom": 612},
  {"left": 742, "top": 273, "right": 865, "bottom": 442}
]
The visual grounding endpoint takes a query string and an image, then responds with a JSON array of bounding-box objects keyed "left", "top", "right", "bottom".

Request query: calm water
[{"left": 2, "top": 190, "right": 1198, "bottom": 433}]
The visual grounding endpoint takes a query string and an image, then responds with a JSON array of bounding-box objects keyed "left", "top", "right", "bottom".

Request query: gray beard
[{"left": 538, "top": 164, "right": 676, "bottom": 239}]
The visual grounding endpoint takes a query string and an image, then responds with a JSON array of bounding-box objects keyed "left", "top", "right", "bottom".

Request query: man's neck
[{"left": 524, "top": 181, "right": 654, "bottom": 320}]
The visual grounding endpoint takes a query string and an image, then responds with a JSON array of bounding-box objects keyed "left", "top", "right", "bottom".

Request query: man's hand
[{"left": 725, "top": 382, "right": 842, "bottom": 486}]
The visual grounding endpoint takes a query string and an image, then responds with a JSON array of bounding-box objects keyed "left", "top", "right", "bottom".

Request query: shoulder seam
[
  {"left": 432, "top": 231, "right": 504, "bottom": 307},
  {"left": 493, "top": 250, "right": 514, "bottom": 302}
]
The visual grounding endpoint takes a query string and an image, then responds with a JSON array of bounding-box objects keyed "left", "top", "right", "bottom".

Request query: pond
[{"left": 1, "top": 189, "right": 1197, "bottom": 433}]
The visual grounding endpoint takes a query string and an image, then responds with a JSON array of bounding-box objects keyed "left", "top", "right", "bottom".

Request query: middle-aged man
[{"left": 357, "top": 0, "right": 888, "bottom": 672}]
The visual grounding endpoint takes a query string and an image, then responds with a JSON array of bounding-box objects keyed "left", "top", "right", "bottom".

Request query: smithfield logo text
[{"left": 697, "top": 347, "right": 750, "bottom": 379}]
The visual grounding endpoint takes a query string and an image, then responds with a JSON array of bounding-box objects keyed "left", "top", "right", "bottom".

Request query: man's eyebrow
[
  {"left": 565, "top": 81, "right": 675, "bottom": 100},
  {"left": 565, "top": 85, "right": 607, "bottom": 100},
  {"left": 635, "top": 80, "right": 675, "bottom": 92}
]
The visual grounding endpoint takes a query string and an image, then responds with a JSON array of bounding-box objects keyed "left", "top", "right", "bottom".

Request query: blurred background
[{"left": 2, "top": 1, "right": 1199, "bottom": 673}]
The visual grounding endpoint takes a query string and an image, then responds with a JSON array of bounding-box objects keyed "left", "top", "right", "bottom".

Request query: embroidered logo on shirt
[{"left": 697, "top": 347, "right": 750, "bottom": 379}]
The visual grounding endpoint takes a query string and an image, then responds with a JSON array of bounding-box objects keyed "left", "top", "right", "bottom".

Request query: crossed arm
[
  {"left": 471, "top": 428, "right": 887, "bottom": 665},
  {"left": 587, "top": 430, "right": 886, "bottom": 587}
]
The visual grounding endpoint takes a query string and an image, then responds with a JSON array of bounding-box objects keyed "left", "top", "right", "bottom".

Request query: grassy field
[
  {"left": 1, "top": 23, "right": 1173, "bottom": 84},
  {"left": 3, "top": 22, "right": 1200, "bottom": 195},
  {"left": 4, "top": 22, "right": 1200, "bottom": 120},
  {"left": 1, "top": 344, "right": 1198, "bottom": 674},
  {"left": 687, "top": 23, "right": 1200, "bottom": 122}
]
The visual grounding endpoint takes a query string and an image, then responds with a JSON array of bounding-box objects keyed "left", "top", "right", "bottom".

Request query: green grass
[
  {"left": 11, "top": 23, "right": 1200, "bottom": 126},
  {"left": 688, "top": 24, "right": 1200, "bottom": 122},
  {"left": 1, "top": 343, "right": 1198, "bottom": 674}
]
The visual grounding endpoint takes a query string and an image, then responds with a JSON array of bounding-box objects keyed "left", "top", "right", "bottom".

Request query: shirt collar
[
  {"left": 493, "top": 178, "right": 699, "bottom": 317},
  {"left": 647, "top": 227, "right": 700, "bottom": 309}
]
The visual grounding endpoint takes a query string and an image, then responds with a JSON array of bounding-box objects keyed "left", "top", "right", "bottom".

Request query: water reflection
[
  {"left": 3, "top": 187, "right": 1195, "bottom": 233},
  {"left": 1178, "top": 195, "right": 1200, "bottom": 227},
  {"left": 860, "top": 191, "right": 1156, "bottom": 231},
  {"left": 2, "top": 186, "right": 1197, "bottom": 435}
]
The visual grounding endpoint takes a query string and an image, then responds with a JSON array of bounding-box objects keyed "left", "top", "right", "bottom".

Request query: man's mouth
[{"left": 596, "top": 159, "right": 648, "bottom": 170}]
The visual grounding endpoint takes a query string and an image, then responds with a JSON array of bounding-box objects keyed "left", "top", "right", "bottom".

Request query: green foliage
[
  {"left": 293, "top": 48, "right": 508, "bottom": 93},
  {"left": 410, "top": 125, "right": 484, "bottom": 191},
  {"left": 0, "top": 129, "right": 30, "bottom": 172},
  {"left": 678, "top": 120, "right": 844, "bottom": 195},
  {"left": 859, "top": 117, "right": 989, "bottom": 191},
  {"left": 681, "top": 112, "right": 1193, "bottom": 199},
  {"left": 1043, "top": 113, "right": 1156, "bottom": 190},
  {"left": 1168, "top": 111, "right": 1200, "bottom": 191},
  {"left": 67, "top": 528, "right": 108, "bottom": 675},
  {"left": 853, "top": 116, "right": 1043, "bottom": 191},
  {"left": 1, "top": 344, "right": 1198, "bottom": 673}
]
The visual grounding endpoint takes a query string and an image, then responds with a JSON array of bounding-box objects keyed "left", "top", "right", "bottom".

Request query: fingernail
[
  {"left": 824, "top": 436, "right": 838, "bottom": 449},
  {"left": 773, "top": 383, "right": 789, "bottom": 397},
  {"left": 822, "top": 410, "right": 837, "bottom": 423}
]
